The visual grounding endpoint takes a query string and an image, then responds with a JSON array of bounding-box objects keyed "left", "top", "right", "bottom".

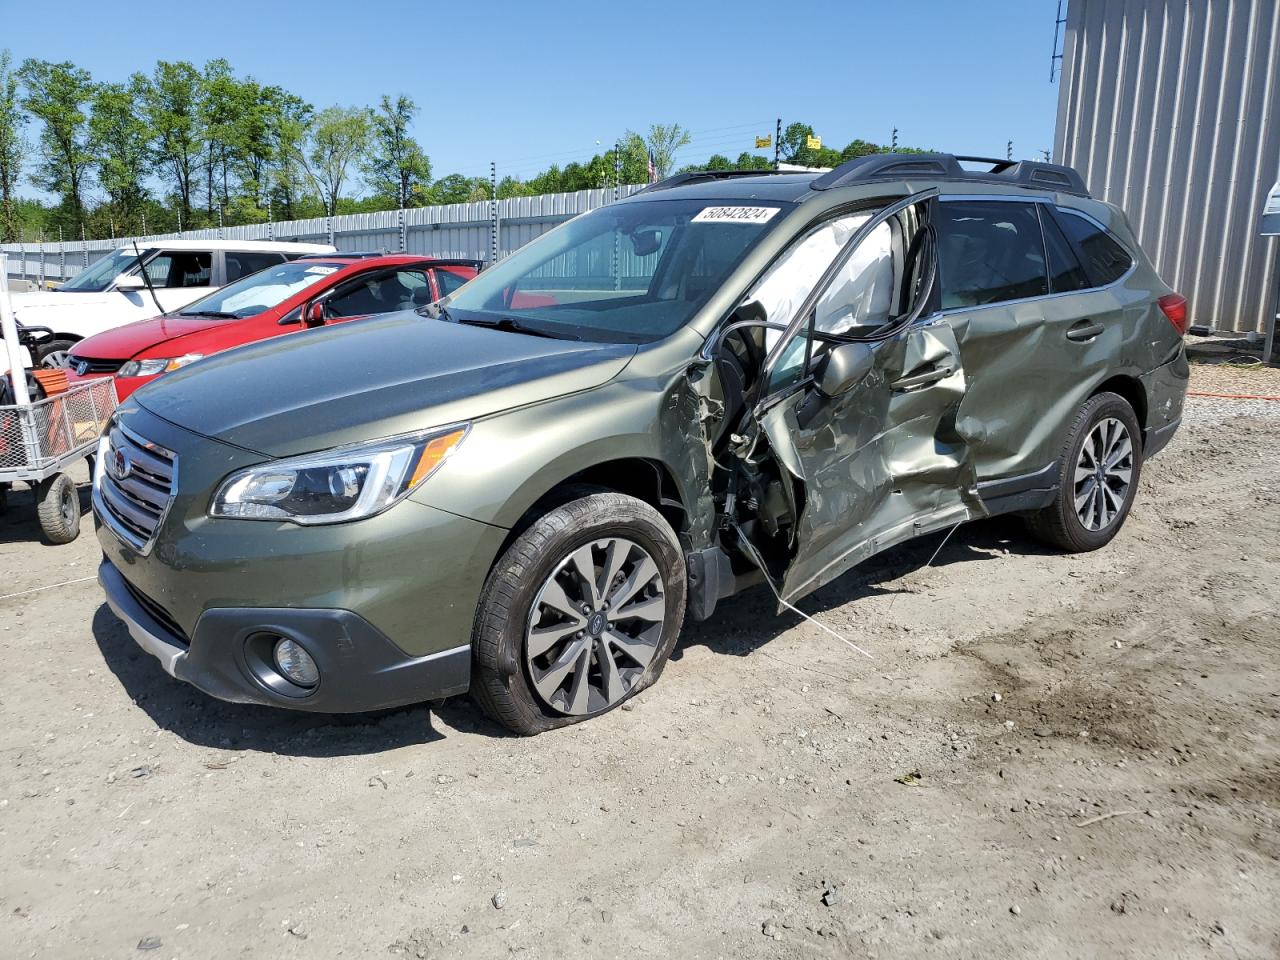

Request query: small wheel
[
  {"left": 470, "top": 487, "right": 687, "bottom": 735},
  {"left": 1027, "top": 392, "right": 1143, "bottom": 552},
  {"left": 38, "top": 339, "right": 78, "bottom": 369},
  {"left": 36, "top": 472, "right": 81, "bottom": 544}
]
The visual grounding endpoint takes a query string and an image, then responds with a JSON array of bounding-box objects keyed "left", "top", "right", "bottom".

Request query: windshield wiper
[
  {"left": 459, "top": 316, "right": 578, "bottom": 340},
  {"left": 179, "top": 310, "right": 239, "bottom": 320}
]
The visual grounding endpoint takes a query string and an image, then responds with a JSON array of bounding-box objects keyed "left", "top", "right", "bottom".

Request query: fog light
[{"left": 273, "top": 638, "right": 319, "bottom": 687}]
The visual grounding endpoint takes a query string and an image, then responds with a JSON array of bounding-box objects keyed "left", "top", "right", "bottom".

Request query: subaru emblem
[{"left": 109, "top": 447, "right": 131, "bottom": 481}]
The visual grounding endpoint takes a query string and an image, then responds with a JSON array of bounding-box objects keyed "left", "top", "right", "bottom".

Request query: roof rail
[
  {"left": 809, "top": 152, "right": 1090, "bottom": 197},
  {"left": 636, "top": 169, "right": 809, "bottom": 195}
]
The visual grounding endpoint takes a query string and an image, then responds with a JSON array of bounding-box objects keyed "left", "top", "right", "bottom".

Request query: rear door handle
[
  {"left": 890, "top": 364, "right": 953, "bottom": 392},
  {"left": 1066, "top": 320, "right": 1105, "bottom": 342}
]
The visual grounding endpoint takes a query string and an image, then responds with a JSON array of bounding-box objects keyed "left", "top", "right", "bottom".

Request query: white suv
[{"left": 12, "top": 239, "right": 335, "bottom": 366}]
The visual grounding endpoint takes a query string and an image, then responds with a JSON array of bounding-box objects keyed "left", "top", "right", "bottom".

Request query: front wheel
[
  {"left": 38, "top": 339, "right": 78, "bottom": 369},
  {"left": 1027, "top": 392, "right": 1143, "bottom": 552},
  {"left": 470, "top": 488, "right": 687, "bottom": 735}
]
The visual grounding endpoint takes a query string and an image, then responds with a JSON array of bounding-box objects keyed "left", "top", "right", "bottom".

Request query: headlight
[
  {"left": 118, "top": 353, "right": 204, "bottom": 377},
  {"left": 209, "top": 425, "right": 468, "bottom": 524}
]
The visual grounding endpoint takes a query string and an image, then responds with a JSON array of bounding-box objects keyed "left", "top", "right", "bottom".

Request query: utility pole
[
  {"left": 218, "top": 206, "right": 224, "bottom": 240},
  {"left": 891, "top": 127, "right": 899, "bottom": 151},
  {"left": 489, "top": 161, "right": 498, "bottom": 263},
  {"left": 774, "top": 118, "right": 782, "bottom": 169},
  {"left": 613, "top": 140, "right": 621, "bottom": 203},
  {"left": 1042, "top": 149, "right": 1052, "bottom": 162},
  {"left": 266, "top": 194, "right": 273, "bottom": 241},
  {"left": 58, "top": 226, "right": 64, "bottom": 282},
  {"left": 81, "top": 223, "right": 87, "bottom": 268},
  {"left": 1007, "top": 140, "right": 1014, "bottom": 161},
  {"left": 141, "top": 211, "right": 147, "bottom": 237}
]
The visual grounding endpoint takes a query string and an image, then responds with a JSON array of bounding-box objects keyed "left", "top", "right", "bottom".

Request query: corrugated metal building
[{"left": 1054, "top": 0, "right": 1280, "bottom": 334}]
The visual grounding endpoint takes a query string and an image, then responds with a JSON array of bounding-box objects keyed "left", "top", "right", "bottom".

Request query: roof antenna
[{"left": 131, "top": 241, "right": 165, "bottom": 316}]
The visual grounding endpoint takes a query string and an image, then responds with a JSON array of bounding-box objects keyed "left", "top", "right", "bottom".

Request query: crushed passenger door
[{"left": 737, "top": 191, "right": 984, "bottom": 602}]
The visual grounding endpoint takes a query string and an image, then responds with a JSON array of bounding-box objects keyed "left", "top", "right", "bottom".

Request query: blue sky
[{"left": 5, "top": 0, "right": 1065, "bottom": 191}]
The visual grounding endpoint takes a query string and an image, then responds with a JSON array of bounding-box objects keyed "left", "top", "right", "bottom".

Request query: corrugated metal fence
[
  {"left": 1054, "top": 0, "right": 1280, "bottom": 334},
  {"left": 0, "top": 185, "right": 647, "bottom": 284}
]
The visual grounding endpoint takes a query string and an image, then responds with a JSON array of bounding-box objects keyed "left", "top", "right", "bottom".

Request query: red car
[{"left": 66, "top": 254, "right": 478, "bottom": 400}]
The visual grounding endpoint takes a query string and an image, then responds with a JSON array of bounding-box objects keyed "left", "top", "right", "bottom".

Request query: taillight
[{"left": 1157, "top": 293, "right": 1188, "bottom": 336}]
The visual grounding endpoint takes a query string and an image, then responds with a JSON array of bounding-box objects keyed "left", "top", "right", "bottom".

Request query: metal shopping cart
[{"left": 1, "top": 255, "right": 116, "bottom": 543}]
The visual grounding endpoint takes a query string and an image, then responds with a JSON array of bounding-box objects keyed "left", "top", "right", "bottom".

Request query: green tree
[
  {"left": 200, "top": 58, "right": 246, "bottom": 216},
  {"left": 840, "top": 139, "right": 882, "bottom": 161},
  {"left": 643, "top": 123, "right": 691, "bottom": 180},
  {"left": 424, "top": 173, "right": 481, "bottom": 205},
  {"left": 293, "top": 105, "right": 372, "bottom": 216},
  {"left": 18, "top": 59, "right": 95, "bottom": 222},
  {"left": 140, "top": 61, "right": 204, "bottom": 225},
  {"left": 0, "top": 50, "right": 25, "bottom": 242},
  {"left": 89, "top": 77, "right": 150, "bottom": 233},
  {"left": 264, "top": 91, "right": 312, "bottom": 220},
  {"left": 365, "top": 94, "right": 431, "bottom": 208}
]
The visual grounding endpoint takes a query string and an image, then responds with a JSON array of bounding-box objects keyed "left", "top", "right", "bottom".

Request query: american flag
[{"left": 647, "top": 149, "right": 659, "bottom": 184}]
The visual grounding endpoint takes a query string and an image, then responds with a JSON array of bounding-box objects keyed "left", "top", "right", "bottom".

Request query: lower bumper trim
[{"left": 98, "top": 559, "right": 472, "bottom": 713}]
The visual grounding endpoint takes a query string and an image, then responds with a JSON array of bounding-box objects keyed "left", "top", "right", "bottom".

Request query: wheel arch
[
  {"left": 1091, "top": 374, "right": 1148, "bottom": 432},
  {"left": 496, "top": 455, "right": 690, "bottom": 560}
]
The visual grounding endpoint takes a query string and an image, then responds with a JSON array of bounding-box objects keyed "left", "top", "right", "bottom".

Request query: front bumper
[{"left": 99, "top": 558, "right": 471, "bottom": 712}]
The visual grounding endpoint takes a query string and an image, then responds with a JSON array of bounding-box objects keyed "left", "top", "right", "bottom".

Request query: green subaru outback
[{"left": 94, "top": 154, "right": 1189, "bottom": 734}]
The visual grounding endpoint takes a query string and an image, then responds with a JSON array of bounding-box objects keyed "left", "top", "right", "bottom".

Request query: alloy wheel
[
  {"left": 1073, "top": 417, "right": 1133, "bottom": 531},
  {"left": 525, "top": 537, "right": 666, "bottom": 716}
]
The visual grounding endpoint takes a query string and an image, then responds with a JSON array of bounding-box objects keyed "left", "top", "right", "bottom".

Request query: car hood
[
  {"left": 74, "top": 314, "right": 223, "bottom": 360},
  {"left": 133, "top": 310, "right": 638, "bottom": 457}
]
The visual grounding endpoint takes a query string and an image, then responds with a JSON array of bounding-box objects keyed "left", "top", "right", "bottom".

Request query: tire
[
  {"left": 1026, "top": 392, "right": 1143, "bottom": 552},
  {"left": 470, "top": 487, "right": 687, "bottom": 735},
  {"left": 36, "top": 472, "right": 81, "bottom": 545},
  {"left": 38, "top": 339, "right": 78, "bottom": 369}
]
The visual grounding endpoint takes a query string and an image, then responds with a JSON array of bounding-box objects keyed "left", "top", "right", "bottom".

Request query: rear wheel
[
  {"left": 470, "top": 488, "right": 686, "bottom": 735},
  {"left": 36, "top": 472, "right": 81, "bottom": 545},
  {"left": 1027, "top": 392, "right": 1142, "bottom": 552}
]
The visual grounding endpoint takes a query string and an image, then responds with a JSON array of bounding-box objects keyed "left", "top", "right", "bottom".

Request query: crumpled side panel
[{"left": 756, "top": 320, "right": 982, "bottom": 602}]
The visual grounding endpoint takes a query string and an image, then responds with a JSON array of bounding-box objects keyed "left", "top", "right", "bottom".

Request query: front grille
[
  {"left": 98, "top": 422, "right": 177, "bottom": 552},
  {"left": 121, "top": 575, "right": 190, "bottom": 646},
  {"left": 69, "top": 355, "right": 125, "bottom": 375}
]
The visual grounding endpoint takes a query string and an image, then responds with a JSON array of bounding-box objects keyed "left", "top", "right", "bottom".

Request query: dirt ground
[{"left": 1, "top": 363, "right": 1278, "bottom": 960}]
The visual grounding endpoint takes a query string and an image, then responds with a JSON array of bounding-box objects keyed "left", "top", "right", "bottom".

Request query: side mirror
[
  {"left": 304, "top": 302, "right": 326, "bottom": 327},
  {"left": 816, "top": 341, "right": 875, "bottom": 398},
  {"left": 115, "top": 274, "right": 145, "bottom": 291}
]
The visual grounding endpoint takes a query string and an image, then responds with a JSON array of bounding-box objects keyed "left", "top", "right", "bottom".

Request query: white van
[{"left": 12, "top": 239, "right": 335, "bottom": 366}]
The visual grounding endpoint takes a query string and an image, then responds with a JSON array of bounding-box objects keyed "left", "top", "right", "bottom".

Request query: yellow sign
[
  {"left": 755, "top": 135, "right": 772, "bottom": 149},
  {"left": 806, "top": 134, "right": 822, "bottom": 150}
]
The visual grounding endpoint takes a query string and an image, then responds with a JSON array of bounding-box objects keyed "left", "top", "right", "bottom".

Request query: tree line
[{"left": 0, "top": 52, "right": 926, "bottom": 244}]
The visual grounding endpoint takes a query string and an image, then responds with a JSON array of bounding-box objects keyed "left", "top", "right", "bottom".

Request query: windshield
[
  {"left": 444, "top": 197, "right": 789, "bottom": 343},
  {"left": 178, "top": 261, "right": 343, "bottom": 318},
  {"left": 60, "top": 248, "right": 147, "bottom": 292}
]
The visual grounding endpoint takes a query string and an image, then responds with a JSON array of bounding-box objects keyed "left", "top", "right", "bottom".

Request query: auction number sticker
[{"left": 692, "top": 206, "right": 780, "bottom": 224}]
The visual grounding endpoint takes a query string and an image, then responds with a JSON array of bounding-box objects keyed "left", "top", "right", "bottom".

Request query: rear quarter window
[{"left": 1053, "top": 209, "right": 1134, "bottom": 286}]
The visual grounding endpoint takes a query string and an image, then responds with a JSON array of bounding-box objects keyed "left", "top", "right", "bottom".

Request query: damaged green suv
[{"left": 95, "top": 154, "right": 1189, "bottom": 734}]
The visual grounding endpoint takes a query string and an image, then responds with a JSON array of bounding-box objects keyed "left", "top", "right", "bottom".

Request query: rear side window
[
  {"left": 225, "top": 251, "right": 286, "bottom": 282},
  {"left": 1053, "top": 209, "right": 1133, "bottom": 286},
  {"left": 1039, "top": 209, "right": 1091, "bottom": 293},
  {"left": 435, "top": 269, "right": 469, "bottom": 297},
  {"left": 144, "top": 251, "right": 212, "bottom": 288},
  {"left": 935, "top": 201, "right": 1048, "bottom": 309}
]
